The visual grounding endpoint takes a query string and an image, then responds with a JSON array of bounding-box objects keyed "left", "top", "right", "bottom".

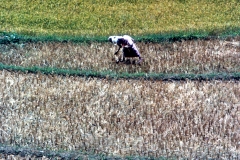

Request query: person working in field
[{"left": 108, "top": 35, "right": 142, "bottom": 64}]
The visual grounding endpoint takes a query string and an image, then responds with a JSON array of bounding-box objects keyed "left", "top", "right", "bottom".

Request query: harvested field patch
[
  {"left": 0, "top": 39, "right": 239, "bottom": 74},
  {"left": 0, "top": 70, "right": 239, "bottom": 158}
]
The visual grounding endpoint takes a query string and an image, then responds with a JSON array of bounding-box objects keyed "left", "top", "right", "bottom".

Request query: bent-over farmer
[{"left": 108, "top": 35, "right": 142, "bottom": 64}]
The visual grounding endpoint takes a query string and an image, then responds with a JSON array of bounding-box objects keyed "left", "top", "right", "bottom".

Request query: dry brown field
[
  {"left": 0, "top": 70, "right": 239, "bottom": 159},
  {"left": 0, "top": 38, "right": 240, "bottom": 74}
]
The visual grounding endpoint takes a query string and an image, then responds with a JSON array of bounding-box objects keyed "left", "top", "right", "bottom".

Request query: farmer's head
[{"left": 108, "top": 36, "right": 122, "bottom": 45}]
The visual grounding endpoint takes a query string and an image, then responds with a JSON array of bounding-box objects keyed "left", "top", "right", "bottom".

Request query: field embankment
[{"left": 0, "top": 70, "right": 239, "bottom": 159}]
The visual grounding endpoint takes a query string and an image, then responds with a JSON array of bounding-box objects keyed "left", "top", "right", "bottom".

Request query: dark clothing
[{"left": 123, "top": 47, "right": 140, "bottom": 57}]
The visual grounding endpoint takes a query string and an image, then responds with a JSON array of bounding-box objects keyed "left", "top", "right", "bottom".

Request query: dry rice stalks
[
  {"left": 0, "top": 39, "right": 239, "bottom": 73},
  {"left": 0, "top": 70, "right": 239, "bottom": 158}
]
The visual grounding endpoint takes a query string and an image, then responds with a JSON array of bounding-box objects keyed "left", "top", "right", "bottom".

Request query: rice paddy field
[
  {"left": 0, "top": 39, "right": 240, "bottom": 75},
  {"left": 0, "top": 0, "right": 240, "bottom": 36},
  {"left": 0, "top": 40, "right": 239, "bottom": 159},
  {"left": 0, "top": 0, "right": 240, "bottom": 159},
  {"left": 0, "top": 70, "right": 240, "bottom": 159}
]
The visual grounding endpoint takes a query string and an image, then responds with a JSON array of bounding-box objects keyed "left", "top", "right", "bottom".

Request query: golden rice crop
[
  {"left": 0, "top": 38, "right": 239, "bottom": 74},
  {"left": 0, "top": 70, "right": 239, "bottom": 158}
]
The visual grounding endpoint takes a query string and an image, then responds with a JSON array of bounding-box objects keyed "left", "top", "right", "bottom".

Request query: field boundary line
[
  {"left": 0, "top": 63, "right": 239, "bottom": 81},
  {"left": 0, "top": 144, "right": 117, "bottom": 159},
  {"left": 1, "top": 29, "right": 240, "bottom": 44},
  {"left": 1, "top": 143, "right": 239, "bottom": 159}
]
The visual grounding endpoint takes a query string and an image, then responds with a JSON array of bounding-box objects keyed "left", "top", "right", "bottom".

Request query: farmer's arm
[
  {"left": 114, "top": 45, "right": 122, "bottom": 63},
  {"left": 115, "top": 45, "right": 121, "bottom": 55}
]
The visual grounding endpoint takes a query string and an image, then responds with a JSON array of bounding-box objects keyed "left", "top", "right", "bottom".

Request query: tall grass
[
  {"left": 0, "top": 0, "right": 240, "bottom": 36},
  {"left": 0, "top": 70, "right": 239, "bottom": 158}
]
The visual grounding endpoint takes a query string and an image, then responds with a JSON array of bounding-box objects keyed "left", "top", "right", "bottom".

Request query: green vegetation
[
  {"left": 1, "top": 63, "right": 239, "bottom": 80},
  {"left": 0, "top": 144, "right": 123, "bottom": 160},
  {"left": 1, "top": 28, "right": 240, "bottom": 44},
  {"left": 0, "top": 0, "right": 240, "bottom": 37}
]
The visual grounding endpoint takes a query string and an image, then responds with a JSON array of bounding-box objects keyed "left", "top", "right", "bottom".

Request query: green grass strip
[
  {"left": 1, "top": 63, "right": 239, "bottom": 81},
  {"left": 0, "top": 143, "right": 169, "bottom": 160},
  {"left": 1, "top": 27, "right": 240, "bottom": 44}
]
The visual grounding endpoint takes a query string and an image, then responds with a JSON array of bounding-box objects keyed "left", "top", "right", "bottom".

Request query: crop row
[
  {"left": 0, "top": 70, "right": 239, "bottom": 158},
  {"left": 0, "top": 38, "right": 239, "bottom": 74}
]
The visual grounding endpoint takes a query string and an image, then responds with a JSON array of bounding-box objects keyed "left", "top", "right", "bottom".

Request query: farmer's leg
[
  {"left": 121, "top": 48, "right": 130, "bottom": 62},
  {"left": 115, "top": 54, "right": 119, "bottom": 63}
]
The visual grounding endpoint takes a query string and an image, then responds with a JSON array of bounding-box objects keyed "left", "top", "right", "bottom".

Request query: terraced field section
[
  {"left": 1, "top": 38, "right": 240, "bottom": 74},
  {"left": 1, "top": 0, "right": 240, "bottom": 159},
  {"left": 0, "top": 68, "right": 240, "bottom": 159}
]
